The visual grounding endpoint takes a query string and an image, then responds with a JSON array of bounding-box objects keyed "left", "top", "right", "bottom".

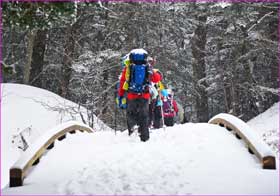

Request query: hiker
[
  {"left": 146, "top": 56, "right": 166, "bottom": 129},
  {"left": 115, "top": 54, "right": 130, "bottom": 109},
  {"left": 148, "top": 75, "right": 164, "bottom": 128},
  {"left": 117, "top": 49, "right": 162, "bottom": 142},
  {"left": 149, "top": 84, "right": 163, "bottom": 129},
  {"left": 161, "top": 89, "right": 179, "bottom": 127}
]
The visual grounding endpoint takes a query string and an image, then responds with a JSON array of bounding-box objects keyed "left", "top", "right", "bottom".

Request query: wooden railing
[
  {"left": 208, "top": 113, "right": 276, "bottom": 170},
  {"left": 9, "top": 121, "right": 93, "bottom": 187}
]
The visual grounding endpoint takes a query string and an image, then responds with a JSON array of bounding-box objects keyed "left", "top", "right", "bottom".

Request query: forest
[{"left": 2, "top": 1, "right": 279, "bottom": 131}]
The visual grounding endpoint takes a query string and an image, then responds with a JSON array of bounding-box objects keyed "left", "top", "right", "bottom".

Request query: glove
[
  {"left": 120, "top": 96, "right": 127, "bottom": 109},
  {"left": 116, "top": 96, "right": 127, "bottom": 109}
]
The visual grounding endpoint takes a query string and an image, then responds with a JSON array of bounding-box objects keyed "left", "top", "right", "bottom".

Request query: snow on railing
[
  {"left": 208, "top": 113, "right": 276, "bottom": 170},
  {"left": 9, "top": 121, "right": 93, "bottom": 187}
]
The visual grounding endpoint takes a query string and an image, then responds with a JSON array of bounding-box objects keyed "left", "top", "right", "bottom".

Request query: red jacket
[
  {"left": 172, "top": 99, "right": 179, "bottom": 113},
  {"left": 118, "top": 66, "right": 162, "bottom": 100}
]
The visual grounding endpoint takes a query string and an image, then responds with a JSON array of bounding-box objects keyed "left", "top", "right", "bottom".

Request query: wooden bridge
[{"left": 9, "top": 121, "right": 93, "bottom": 187}]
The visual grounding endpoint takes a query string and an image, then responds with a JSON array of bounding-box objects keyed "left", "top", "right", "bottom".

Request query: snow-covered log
[
  {"left": 9, "top": 121, "right": 93, "bottom": 187},
  {"left": 208, "top": 113, "right": 276, "bottom": 170}
]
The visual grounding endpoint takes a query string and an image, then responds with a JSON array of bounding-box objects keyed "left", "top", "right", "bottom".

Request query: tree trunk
[
  {"left": 101, "top": 69, "right": 109, "bottom": 116},
  {"left": 191, "top": 14, "right": 209, "bottom": 122},
  {"left": 241, "top": 27, "right": 259, "bottom": 120},
  {"left": 217, "top": 39, "right": 231, "bottom": 113},
  {"left": 100, "top": 3, "right": 111, "bottom": 120},
  {"left": 59, "top": 26, "right": 75, "bottom": 98},
  {"left": 23, "top": 30, "right": 36, "bottom": 84},
  {"left": 29, "top": 29, "right": 47, "bottom": 88},
  {"left": 230, "top": 79, "right": 239, "bottom": 116}
]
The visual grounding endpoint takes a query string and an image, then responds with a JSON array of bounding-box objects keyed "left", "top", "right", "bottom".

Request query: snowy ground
[
  {"left": 1, "top": 83, "right": 110, "bottom": 189},
  {"left": 2, "top": 124, "right": 279, "bottom": 195},
  {"left": 248, "top": 102, "right": 279, "bottom": 155},
  {"left": 1, "top": 83, "right": 279, "bottom": 195}
]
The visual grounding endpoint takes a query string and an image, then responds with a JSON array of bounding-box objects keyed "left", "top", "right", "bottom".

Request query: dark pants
[
  {"left": 127, "top": 98, "right": 149, "bottom": 142},
  {"left": 149, "top": 100, "right": 162, "bottom": 129},
  {"left": 164, "top": 116, "right": 175, "bottom": 126},
  {"left": 148, "top": 102, "right": 154, "bottom": 127},
  {"left": 153, "top": 106, "right": 162, "bottom": 128}
]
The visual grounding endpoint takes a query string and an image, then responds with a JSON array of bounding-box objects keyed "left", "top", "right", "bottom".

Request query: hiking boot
[{"left": 140, "top": 134, "right": 149, "bottom": 142}]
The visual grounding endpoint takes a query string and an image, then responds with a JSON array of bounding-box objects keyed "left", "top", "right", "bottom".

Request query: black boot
[
  {"left": 139, "top": 126, "right": 149, "bottom": 142},
  {"left": 140, "top": 134, "right": 149, "bottom": 142}
]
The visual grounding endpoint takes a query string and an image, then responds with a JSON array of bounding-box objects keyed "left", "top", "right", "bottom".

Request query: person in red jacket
[
  {"left": 118, "top": 49, "right": 162, "bottom": 142},
  {"left": 161, "top": 89, "right": 179, "bottom": 126}
]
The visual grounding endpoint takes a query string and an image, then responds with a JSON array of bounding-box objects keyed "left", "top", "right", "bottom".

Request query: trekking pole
[
  {"left": 114, "top": 100, "right": 117, "bottom": 135},
  {"left": 158, "top": 89, "right": 166, "bottom": 131}
]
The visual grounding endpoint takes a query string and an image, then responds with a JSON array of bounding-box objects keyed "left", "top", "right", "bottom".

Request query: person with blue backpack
[{"left": 117, "top": 49, "right": 162, "bottom": 142}]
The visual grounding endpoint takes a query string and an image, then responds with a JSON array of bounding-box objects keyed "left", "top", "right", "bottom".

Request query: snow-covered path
[{"left": 3, "top": 123, "right": 279, "bottom": 195}]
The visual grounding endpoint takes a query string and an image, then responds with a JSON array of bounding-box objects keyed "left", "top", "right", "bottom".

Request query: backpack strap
[{"left": 122, "top": 63, "right": 131, "bottom": 91}]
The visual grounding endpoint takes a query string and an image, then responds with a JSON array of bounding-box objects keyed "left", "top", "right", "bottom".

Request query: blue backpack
[
  {"left": 129, "top": 64, "right": 149, "bottom": 93},
  {"left": 128, "top": 51, "right": 150, "bottom": 93}
]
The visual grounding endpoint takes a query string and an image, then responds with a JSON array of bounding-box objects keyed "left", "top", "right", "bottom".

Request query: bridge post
[
  {"left": 10, "top": 168, "right": 23, "bottom": 187},
  {"left": 263, "top": 156, "right": 276, "bottom": 169}
]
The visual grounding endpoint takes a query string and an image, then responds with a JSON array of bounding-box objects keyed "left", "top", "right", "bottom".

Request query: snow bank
[
  {"left": 1, "top": 83, "right": 110, "bottom": 188},
  {"left": 12, "top": 121, "right": 93, "bottom": 171},
  {"left": 247, "top": 102, "right": 279, "bottom": 155}
]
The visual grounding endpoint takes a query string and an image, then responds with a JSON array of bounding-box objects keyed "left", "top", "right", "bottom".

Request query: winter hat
[
  {"left": 161, "top": 89, "right": 168, "bottom": 97},
  {"left": 167, "top": 89, "right": 172, "bottom": 95},
  {"left": 147, "top": 56, "right": 153, "bottom": 62}
]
